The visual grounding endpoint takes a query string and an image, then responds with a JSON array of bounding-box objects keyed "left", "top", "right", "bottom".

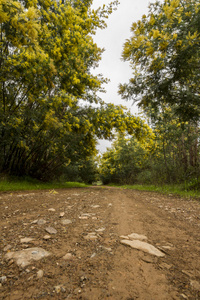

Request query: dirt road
[{"left": 1, "top": 187, "right": 200, "bottom": 299}]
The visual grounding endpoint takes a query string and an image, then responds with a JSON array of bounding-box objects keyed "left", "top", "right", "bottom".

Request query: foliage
[
  {"left": 99, "top": 105, "right": 200, "bottom": 186},
  {"left": 99, "top": 131, "right": 154, "bottom": 184},
  {"left": 108, "top": 183, "right": 200, "bottom": 200},
  {"left": 0, "top": 0, "right": 148, "bottom": 180},
  {"left": 0, "top": 176, "right": 89, "bottom": 191},
  {"left": 62, "top": 156, "right": 99, "bottom": 184},
  {"left": 119, "top": 0, "right": 200, "bottom": 122},
  {"left": 144, "top": 104, "right": 200, "bottom": 184},
  {"left": 106, "top": 0, "right": 200, "bottom": 188}
]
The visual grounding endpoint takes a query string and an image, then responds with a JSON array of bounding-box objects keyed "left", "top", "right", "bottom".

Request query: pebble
[
  {"left": 95, "top": 228, "right": 105, "bottom": 233},
  {"left": 59, "top": 212, "right": 65, "bottom": 217},
  {"left": 0, "top": 276, "right": 7, "bottom": 283},
  {"left": 128, "top": 233, "right": 148, "bottom": 241},
  {"left": 190, "top": 280, "right": 200, "bottom": 291},
  {"left": 54, "top": 285, "right": 66, "bottom": 293},
  {"left": 180, "top": 294, "right": 188, "bottom": 299},
  {"left": 63, "top": 253, "right": 73, "bottom": 260},
  {"left": 84, "top": 233, "right": 98, "bottom": 241},
  {"left": 31, "top": 220, "right": 38, "bottom": 224},
  {"left": 37, "top": 219, "right": 46, "bottom": 225},
  {"left": 43, "top": 235, "right": 51, "bottom": 240},
  {"left": 45, "top": 227, "right": 57, "bottom": 234},
  {"left": 3, "top": 245, "right": 12, "bottom": 252},
  {"left": 74, "top": 288, "right": 82, "bottom": 294},
  {"left": 61, "top": 219, "right": 72, "bottom": 225},
  {"left": 20, "top": 237, "right": 34, "bottom": 243},
  {"left": 48, "top": 208, "right": 56, "bottom": 212},
  {"left": 37, "top": 270, "right": 44, "bottom": 279},
  {"left": 100, "top": 246, "right": 112, "bottom": 252},
  {"left": 54, "top": 285, "right": 61, "bottom": 293},
  {"left": 90, "top": 253, "right": 96, "bottom": 258},
  {"left": 91, "top": 205, "right": 100, "bottom": 208}
]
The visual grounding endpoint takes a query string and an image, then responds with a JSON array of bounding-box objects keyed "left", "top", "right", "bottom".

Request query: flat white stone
[
  {"left": 120, "top": 235, "right": 129, "bottom": 240},
  {"left": 20, "top": 237, "right": 34, "bottom": 243},
  {"left": 63, "top": 253, "right": 73, "bottom": 260},
  {"left": 100, "top": 246, "right": 112, "bottom": 252},
  {"left": 84, "top": 234, "right": 97, "bottom": 241},
  {"left": 37, "top": 219, "right": 46, "bottom": 225},
  {"left": 85, "top": 213, "right": 96, "bottom": 216},
  {"left": 48, "top": 208, "right": 56, "bottom": 212},
  {"left": 128, "top": 233, "right": 148, "bottom": 241},
  {"left": 59, "top": 212, "right": 65, "bottom": 217},
  {"left": 61, "top": 219, "right": 72, "bottom": 225},
  {"left": 5, "top": 247, "right": 51, "bottom": 268},
  {"left": 120, "top": 240, "right": 165, "bottom": 257},
  {"left": 45, "top": 227, "right": 57, "bottom": 234},
  {"left": 43, "top": 235, "right": 51, "bottom": 240},
  {"left": 90, "top": 253, "right": 96, "bottom": 258},
  {"left": 31, "top": 220, "right": 38, "bottom": 224},
  {"left": 95, "top": 228, "right": 105, "bottom": 233}
]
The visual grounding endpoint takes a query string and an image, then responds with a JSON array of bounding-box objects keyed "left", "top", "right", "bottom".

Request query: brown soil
[{"left": 0, "top": 187, "right": 200, "bottom": 300}]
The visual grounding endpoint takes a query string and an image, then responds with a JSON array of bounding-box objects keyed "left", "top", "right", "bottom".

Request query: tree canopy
[
  {"left": 0, "top": 0, "right": 148, "bottom": 180},
  {"left": 119, "top": 0, "right": 200, "bottom": 122}
]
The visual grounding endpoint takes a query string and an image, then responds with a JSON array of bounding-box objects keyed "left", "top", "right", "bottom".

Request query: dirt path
[{"left": 0, "top": 187, "right": 200, "bottom": 299}]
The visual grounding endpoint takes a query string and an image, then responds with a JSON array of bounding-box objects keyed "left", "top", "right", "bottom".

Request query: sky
[{"left": 91, "top": 0, "right": 157, "bottom": 152}]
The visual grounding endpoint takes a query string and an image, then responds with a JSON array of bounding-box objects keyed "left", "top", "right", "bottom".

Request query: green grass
[
  {"left": 107, "top": 183, "right": 200, "bottom": 199},
  {"left": 0, "top": 178, "right": 89, "bottom": 192}
]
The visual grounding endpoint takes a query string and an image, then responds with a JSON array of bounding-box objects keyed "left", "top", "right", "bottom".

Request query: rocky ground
[{"left": 0, "top": 187, "right": 200, "bottom": 300}]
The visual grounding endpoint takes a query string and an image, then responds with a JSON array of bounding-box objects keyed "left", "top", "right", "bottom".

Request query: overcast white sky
[{"left": 91, "top": 0, "right": 158, "bottom": 152}]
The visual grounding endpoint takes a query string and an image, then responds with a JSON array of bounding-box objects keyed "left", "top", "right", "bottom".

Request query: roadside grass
[
  {"left": 107, "top": 183, "right": 200, "bottom": 199},
  {"left": 0, "top": 178, "right": 89, "bottom": 192}
]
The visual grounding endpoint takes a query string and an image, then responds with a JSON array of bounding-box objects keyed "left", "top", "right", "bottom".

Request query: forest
[{"left": 0, "top": 0, "right": 200, "bottom": 190}]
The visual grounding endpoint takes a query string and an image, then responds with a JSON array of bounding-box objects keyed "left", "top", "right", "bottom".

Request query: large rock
[
  {"left": 5, "top": 247, "right": 51, "bottom": 268},
  {"left": 120, "top": 240, "right": 165, "bottom": 257}
]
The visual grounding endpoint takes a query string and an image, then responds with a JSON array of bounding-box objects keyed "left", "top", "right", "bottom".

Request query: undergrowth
[
  {"left": 108, "top": 183, "right": 200, "bottom": 199},
  {"left": 0, "top": 177, "right": 89, "bottom": 192}
]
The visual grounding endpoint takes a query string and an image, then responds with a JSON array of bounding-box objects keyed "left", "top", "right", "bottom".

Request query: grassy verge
[
  {"left": 0, "top": 178, "right": 89, "bottom": 192},
  {"left": 108, "top": 183, "right": 200, "bottom": 199}
]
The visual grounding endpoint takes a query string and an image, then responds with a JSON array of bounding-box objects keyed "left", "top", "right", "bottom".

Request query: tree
[
  {"left": 99, "top": 126, "right": 154, "bottom": 185},
  {"left": 1, "top": 0, "right": 148, "bottom": 180},
  {"left": 119, "top": 0, "right": 200, "bottom": 122}
]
